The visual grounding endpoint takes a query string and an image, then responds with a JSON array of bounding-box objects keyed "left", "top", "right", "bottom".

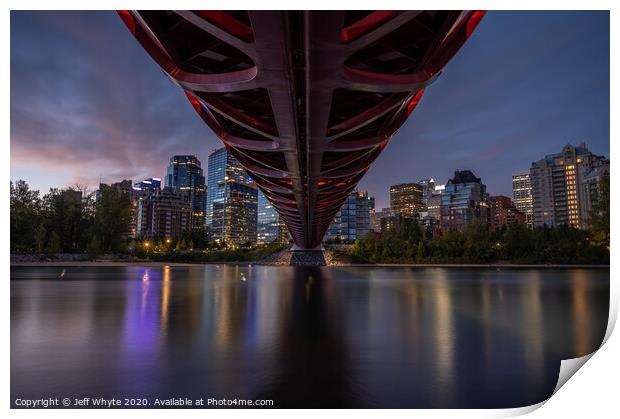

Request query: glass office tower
[
  {"left": 512, "top": 171, "right": 533, "bottom": 228},
  {"left": 165, "top": 155, "right": 206, "bottom": 229},
  {"left": 440, "top": 170, "right": 489, "bottom": 231},
  {"left": 325, "top": 191, "right": 372, "bottom": 242},
  {"left": 257, "top": 190, "right": 289, "bottom": 244},
  {"left": 206, "top": 147, "right": 257, "bottom": 245}
]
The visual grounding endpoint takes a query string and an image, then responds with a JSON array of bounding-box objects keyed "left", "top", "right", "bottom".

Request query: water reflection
[
  {"left": 161, "top": 266, "right": 170, "bottom": 334},
  {"left": 571, "top": 269, "right": 594, "bottom": 356},
  {"left": 10, "top": 266, "right": 609, "bottom": 408},
  {"left": 432, "top": 269, "right": 456, "bottom": 405},
  {"left": 254, "top": 267, "right": 356, "bottom": 407}
]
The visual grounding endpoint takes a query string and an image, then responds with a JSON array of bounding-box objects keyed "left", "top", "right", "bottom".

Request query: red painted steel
[{"left": 119, "top": 10, "right": 485, "bottom": 249}]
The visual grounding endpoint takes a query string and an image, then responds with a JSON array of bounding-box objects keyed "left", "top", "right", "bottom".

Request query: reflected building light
[
  {"left": 215, "top": 270, "right": 234, "bottom": 351},
  {"left": 433, "top": 270, "right": 455, "bottom": 405},
  {"left": 521, "top": 271, "right": 545, "bottom": 375},
  {"left": 252, "top": 267, "right": 283, "bottom": 352},
  {"left": 141, "top": 269, "right": 150, "bottom": 318},
  {"left": 161, "top": 266, "right": 171, "bottom": 334},
  {"left": 571, "top": 269, "right": 592, "bottom": 357},
  {"left": 119, "top": 270, "right": 160, "bottom": 395},
  {"left": 401, "top": 269, "right": 421, "bottom": 351}
]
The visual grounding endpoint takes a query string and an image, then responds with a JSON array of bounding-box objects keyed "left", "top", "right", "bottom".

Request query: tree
[
  {"left": 429, "top": 229, "right": 465, "bottom": 262},
  {"left": 34, "top": 223, "right": 47, "bottom": 254},
  {"left": 415, "top": 241, "right": 425, "bottom": 262},
  {"left": 87, "top": 236, "right": 101, "bottom": 259},
  {"left": 47, "top": 231, "right": 61, "bottom": 256},
  {"left": 188, "top": 228, "right": 207, "bottom": 249},
  {"left": 462, "top": 221, "right": 493, "bottom": 262},
  {"left": 95, "top": 185, "right": 132, "bottom": 252},
  {"left": 502, "top": 224, "right": 533, "bottom": 261},
  {"left": 407, "top": 221, "right": 424, "bottom": 246},
  {"left": 10, "top": 180, "right": 42, "bottom": 251},
  {"left": 41, "top": 187, "right": 92, "bottom": 252},
  {"left": 589, "top": 176, "right": 610, "bottom": 248}
]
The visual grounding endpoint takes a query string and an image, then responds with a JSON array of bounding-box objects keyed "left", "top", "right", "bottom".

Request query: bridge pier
[
  {"left": 289, "top": 249, "right": 326, "bottom": 266},
  {"left": 290, "top": 244, "right": 325, "bottom": 252}
]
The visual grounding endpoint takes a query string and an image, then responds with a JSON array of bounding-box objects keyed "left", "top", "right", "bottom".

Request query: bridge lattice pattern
[{"left": 119, "top": 10, "right": 485, "bottom": 248}]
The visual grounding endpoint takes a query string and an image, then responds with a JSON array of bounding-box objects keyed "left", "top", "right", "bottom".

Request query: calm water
[{"left": 11, "top": 265, "right": 609, "bottom": 408}]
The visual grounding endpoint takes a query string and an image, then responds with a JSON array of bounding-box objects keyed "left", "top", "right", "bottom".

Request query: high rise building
[
  {"left": 380, "top": 212, "right": 412, "bottom": 236},
  {"left": 356, "top": 192, "right": 372, "bottom": 240},
  {"left": 368, "top": 195, "right": 376, "bottom": 234},
  {"left": 165, "top": 155, "right": 206, "bottom": 230},
  {"left": 418, "top": 178, "right": 436, "bottom": 209},
  {"left": 422, "top": 181, "right": 445, "bottom": 221},
  {"left": 325, "top": 191, "right": 372, "bottom": 242},
  {"left": 440, "top": 170, "right": 489, "bottom": 231},
  {"left": 110, "top": 179, "right": 133, "bottom": 197},
  {"left": 132, "top": 177, "right": 161, "bottom": 235},
  {"left": 512, "top": 171, "right": 533, "bottom": 228},
  {"left": 427, "top": 192, "right": 443, "bottom": 221},
  {"left": 135, "top": 187, "right": 192, "bottom": 240},
  {"left": 417, "top": 212, "right": 440, "bottom": 240},
  {"left": 257, "top": 190, "right": 289, "bottom": 244},
  {"left": 581, "top": 159, "right": 610, "bottom": 229},
  {"left": 390, "top": 183, "right": 424, "bottom": 217},
  {"left": 134, "top": 177, "right": 161, "bottom": 238},
  {"left": 133, "top": 177, "right": 162, "bottom": 198},
  {"left": 530, "top": 143, "right": 608, "bottom": 228},
  {"left": 371, "top": 207, "right": 391, "bottom": 233},
  {"left": 207, "top": 147, "right": 257, "bottom": 245},
  {"left": 489, "top": 195, "right": 526, "bottom": 230}
]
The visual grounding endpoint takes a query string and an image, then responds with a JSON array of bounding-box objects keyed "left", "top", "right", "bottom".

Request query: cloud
[
  {"left": 10, "top": 11, "right": 609, "bottom": 211},
  {"left": 10, "top": 11, "right": 221, "bottom": 189}
]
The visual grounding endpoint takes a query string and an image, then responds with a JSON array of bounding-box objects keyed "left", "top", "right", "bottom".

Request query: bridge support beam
[{"left": 119, "top": 10, "right": 485, "bottom": 249}]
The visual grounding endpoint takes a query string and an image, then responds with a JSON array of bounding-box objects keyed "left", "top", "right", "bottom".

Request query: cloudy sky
[{"left": 10, "top": 11, "right": 609, "bottom": 209}]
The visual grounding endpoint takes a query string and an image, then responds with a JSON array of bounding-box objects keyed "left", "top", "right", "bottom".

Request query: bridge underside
[{"left": 119, "top": 10, "right": 484, "bottom": 249}]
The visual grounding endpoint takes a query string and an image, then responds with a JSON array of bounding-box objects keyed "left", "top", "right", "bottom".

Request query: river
[{"left": 10, "top": 265, "right": 609, "bottom": 408}]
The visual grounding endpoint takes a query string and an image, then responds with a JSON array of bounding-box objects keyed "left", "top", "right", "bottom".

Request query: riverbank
[
  {"left": 11, "top": 261, "right": 212, "bottom": 267},
  {"left": 10, "top": 245, "right": 287, "bottom": 266},
  {"left": 10, "top": 260, "right": 609, "bottom": 268}
]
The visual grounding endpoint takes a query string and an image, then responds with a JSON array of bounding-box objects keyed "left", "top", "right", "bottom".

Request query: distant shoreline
[{"left": 10, "top": 261, "right": 610, "bottom": 269}]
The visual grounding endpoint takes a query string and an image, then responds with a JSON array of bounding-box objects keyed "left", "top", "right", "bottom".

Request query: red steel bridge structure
[{"left": 119, "top": 10, "right": 485, "bottom": 249}]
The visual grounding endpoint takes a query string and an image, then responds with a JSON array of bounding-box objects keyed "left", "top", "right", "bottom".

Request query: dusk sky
[{"left": 10, "top": 11, "right": 610, "bottom": 209}]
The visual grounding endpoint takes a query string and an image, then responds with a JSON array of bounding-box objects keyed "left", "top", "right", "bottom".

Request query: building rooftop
[{"left": 448, "top": 170, "right": 481, "bottom": 185}]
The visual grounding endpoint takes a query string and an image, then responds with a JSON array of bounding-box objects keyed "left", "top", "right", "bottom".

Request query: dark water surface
[{"left": 11, "top": 265, "right": 609, "bottom": 408}]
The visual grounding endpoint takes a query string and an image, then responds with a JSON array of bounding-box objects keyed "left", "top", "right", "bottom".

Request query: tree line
[
  {"left": 352, "top": 178, "right": 610, "bottom": 265},
  {"left": 10, "top": 180, "right": 133, "bottom": 257},
  {"left": 11, "top": 177, "right": 610, "bottom": 265},
  {"left": 10, "top": 179, "right": 283, "bottom": 259}
]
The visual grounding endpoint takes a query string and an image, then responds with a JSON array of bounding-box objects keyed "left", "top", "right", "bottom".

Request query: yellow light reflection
[
  {"left": 433, "top": 269, "right": 455, "bottom": 403},
  {"left": 141, "top": 269, "right": 150, "bottom": 318},
  {"left": 571, "top": 269, "right": 592, "bottom": 356},
  {"left": 161, "top": 266, "right": 171, "bottom": 333},
  {"left": 522, "top": 272, "right": 544, "bottom": 373}
]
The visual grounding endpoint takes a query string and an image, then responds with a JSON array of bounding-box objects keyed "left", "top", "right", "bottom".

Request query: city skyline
[{"left": 10, "top": 11, "right": 610, "bottom": 210}]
